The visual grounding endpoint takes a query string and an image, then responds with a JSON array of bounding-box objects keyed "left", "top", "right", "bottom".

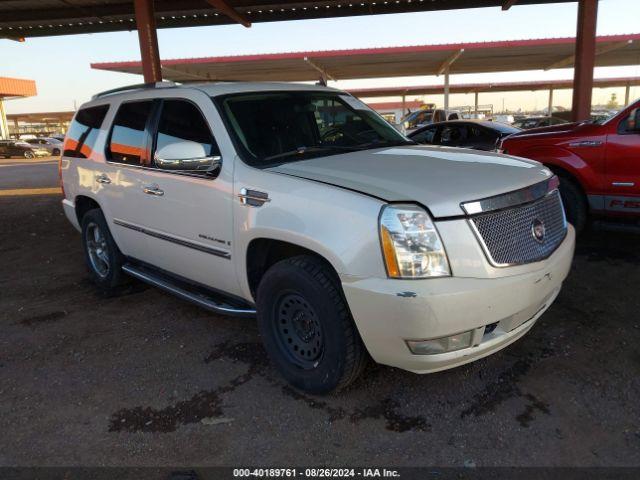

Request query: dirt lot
[{"left": 1, "top": 191, "right": 639, "bottom": 468}]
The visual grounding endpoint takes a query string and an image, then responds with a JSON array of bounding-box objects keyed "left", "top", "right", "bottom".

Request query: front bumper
[{"left": 342, "top": 225, "right": 575, "bottom": 373}]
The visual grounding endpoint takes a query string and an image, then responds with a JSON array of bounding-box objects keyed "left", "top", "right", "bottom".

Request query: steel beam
[
  {"left": 304, "top": 57, "right": 335, "bottom": 84},
  {"left": 134, "top": 0, "right": 162, "bottom": 83},
  {"left": 437, "top": 49, "right": 464, "bottom": 76},
  {"left": 204, "top": 0, "right": 251, "bottom": 28},
  {"left": 444, "top": 68, "right": 450, "bottom": 111},
  {"left": 571, "top": 0, "right": 598, "bottom": 122}
]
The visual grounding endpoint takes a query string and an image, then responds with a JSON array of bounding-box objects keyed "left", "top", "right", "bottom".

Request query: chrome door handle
[
  {"left": 142, "top": 184, "right": 164, "bottom": 196},
  {"left": 95, "top": 173, "right": 111, "bottom": 184}
]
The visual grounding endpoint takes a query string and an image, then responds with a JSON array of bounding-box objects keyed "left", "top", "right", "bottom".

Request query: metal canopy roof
[
  {"left": 91, "top": 34, "right": 640, "bottom": 82},
  {"left": 0, "top": 77, "right": 37, "bottom": 99},
  {"left": 0, "top": 1, "right": 575, "bottom": 39},
  {"left": 349, "top": 76, "right": 640, "bottom": 97}
]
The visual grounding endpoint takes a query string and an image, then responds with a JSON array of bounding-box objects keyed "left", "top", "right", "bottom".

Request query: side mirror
[{"left": 154, "top": 141, "right": 221, "bottom": 173}]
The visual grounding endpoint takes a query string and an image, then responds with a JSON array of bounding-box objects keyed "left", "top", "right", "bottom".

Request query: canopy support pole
[
  {"left": 548, "top": 89, "right": 554, "bottom": 116},
  {"left": 444, "top": 67, "right": 450, "bottom": 111},
  {"left": 571, "top": 0, "right": 598, "bottom": 122},
  {"left": 625, "top": 84, "right": 631, "bottom": 106},
  {"left": 474, "top": 91, "right": 479, "bottom": 114},
  {"left": 134, "top": 0, "right": 162, "bottom": 83},
  {"left": 0, "top": 99, "right": 8, "bottom": 140}
]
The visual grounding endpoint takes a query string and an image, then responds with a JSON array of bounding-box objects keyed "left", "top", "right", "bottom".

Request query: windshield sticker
[{"left": 339, "top": 95, "right": 370, "bottom": 111}]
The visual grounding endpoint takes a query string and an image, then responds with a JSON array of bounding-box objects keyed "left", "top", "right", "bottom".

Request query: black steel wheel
[
  {"left": 272, "top": 292, "right": 324, "bottom": 369},
  {"left": 257, "top": 255, "right": 368, "bottom": 394}
]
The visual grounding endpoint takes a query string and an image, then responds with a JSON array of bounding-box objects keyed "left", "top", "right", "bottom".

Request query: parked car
[
  {"left": 499, "top": 99, "right": 640, "bottom": 232},
  {"left": 60, "top": 82, "right": 575, "bottom": 393},
  {"left": 400, "top": 108, "right": 461, "bottom": 134},
  {"left": 26, "top": 137, "right": 64, "bottom": 156},
  {"left": 0, "top": 140, "right": 50, "bottom": 159},
  {"left": 51, "top": 134, "right": 66, "bottom": 142},
  {"left": 512, "top": 116, "right": 568, "bottom": 129},
  {"left": 409, "top": 120, "right": 520, "bottom": 151}
]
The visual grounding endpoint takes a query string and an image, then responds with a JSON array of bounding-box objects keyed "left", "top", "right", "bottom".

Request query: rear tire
[
  {"left": 256, "top": 255, "right": 368, "bottom": 394},
  {"left": 557, "top": 175, "right": 587, "bottom": 233},
  {"left": 81, "top": 208, "right": 128, "bottom": 294}
]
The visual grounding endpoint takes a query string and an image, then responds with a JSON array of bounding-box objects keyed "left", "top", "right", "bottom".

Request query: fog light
[{"left": 406, "top": 331, "right": 473, "bottom": 355}]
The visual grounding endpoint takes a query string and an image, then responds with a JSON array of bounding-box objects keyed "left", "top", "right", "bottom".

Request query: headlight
[{"left": 379, "top": 204, "right": 450, "bottom": 278}]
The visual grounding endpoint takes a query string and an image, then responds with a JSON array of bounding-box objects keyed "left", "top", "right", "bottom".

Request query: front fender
[
  {"left": 515, "top": 145, "right": 602, "bottom": 192},
  {"left": 233, "top": 163, "right": 386, "bottom": 300}
]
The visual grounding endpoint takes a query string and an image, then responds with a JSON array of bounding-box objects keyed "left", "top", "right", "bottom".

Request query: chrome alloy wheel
[{"left": 85, "top": 222, "right": 110, "bottom": 278}]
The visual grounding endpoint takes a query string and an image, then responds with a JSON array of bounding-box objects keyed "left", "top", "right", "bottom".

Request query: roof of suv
[{"left": 85, "top": 81, "right": 342, "bottom": 108}]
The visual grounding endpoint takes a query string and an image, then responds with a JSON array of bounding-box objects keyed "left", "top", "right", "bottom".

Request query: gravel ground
[{"left": 0, "top": 194, "right": 639, "bottom": 468}]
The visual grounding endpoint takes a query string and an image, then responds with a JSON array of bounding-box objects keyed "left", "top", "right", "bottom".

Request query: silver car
[{"left": 25, "top": 137, "right": 64, "bottom": 156}]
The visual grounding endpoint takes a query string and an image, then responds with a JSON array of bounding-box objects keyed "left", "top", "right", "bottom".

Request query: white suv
[{"left": 60, "top": 82, "right": 575, "bottom": 394}]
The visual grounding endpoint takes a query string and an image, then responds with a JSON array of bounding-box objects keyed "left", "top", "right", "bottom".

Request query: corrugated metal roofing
[
  {"left": 350, "top": 76, "right": 640, "bottom": 97},
  {"left": 91, "top": 34, "right": 640, "bottom": 82},
  {"left": 0, "top": 0, "right": 575, "bottom": 39},
  {"left": 0, "top": 77, "right": 37, "bottom": 98}
]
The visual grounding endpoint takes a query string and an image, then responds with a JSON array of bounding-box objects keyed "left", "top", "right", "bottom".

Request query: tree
[{"left": 606, "top": 93, "right": 619, "bottom": 109}]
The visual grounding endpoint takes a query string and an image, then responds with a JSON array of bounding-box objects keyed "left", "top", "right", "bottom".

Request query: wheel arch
[
  {"left": 245, "top": 237, "right": 342, "bottom": 299},
  {"left": 74, "top": 195, "right": 102, "bottom": 225}
]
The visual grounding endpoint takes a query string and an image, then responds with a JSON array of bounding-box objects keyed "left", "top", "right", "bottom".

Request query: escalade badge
[{"left": 531, "top": 218, "right": 546, "bottom": 243}]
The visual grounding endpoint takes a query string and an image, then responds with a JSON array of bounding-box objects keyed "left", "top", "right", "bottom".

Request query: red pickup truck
[{"left": 499, "top": 99, "right": 640, "bottom": 232}]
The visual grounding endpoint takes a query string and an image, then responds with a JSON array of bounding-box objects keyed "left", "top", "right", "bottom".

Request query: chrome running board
[{"left": 122, "top": 263, "right": 256, "bottom": 318}]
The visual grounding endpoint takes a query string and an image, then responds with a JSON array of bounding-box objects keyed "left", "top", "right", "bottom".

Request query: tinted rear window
[
  {"left": 64, "top": 105, "right": 109, "bottom": 158},
  {"left": 108, "top": 101, "right": 154, "bottom": 165}
]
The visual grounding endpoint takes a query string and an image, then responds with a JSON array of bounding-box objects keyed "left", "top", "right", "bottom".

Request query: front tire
[
  {"left": 81, "top": 209, "right": 128, "bottom": 293},
  {"left": 52, "top": 148, "right": 61, "bottom": 156},
  {"left": 256, "top": 255, "right": 368, "bottom": 394},
  {"left": 24, "top": 151, "right": 35, "bottom": 159},
  {"left": 557, "top": 176, "right": 587, "bottom": 233}
]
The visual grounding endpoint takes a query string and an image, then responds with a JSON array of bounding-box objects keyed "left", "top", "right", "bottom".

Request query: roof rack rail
[{"left": 92, "top": 81, "right": 177, "bottom": 100}]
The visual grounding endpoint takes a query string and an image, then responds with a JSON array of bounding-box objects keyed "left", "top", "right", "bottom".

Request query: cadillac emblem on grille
[{"left": 531, "top": 218, "right": 546, "bottom": 243}]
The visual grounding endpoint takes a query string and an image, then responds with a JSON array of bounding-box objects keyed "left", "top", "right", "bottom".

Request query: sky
[{"left": 2, "top": 0, "right": 639, "bottom": 114}]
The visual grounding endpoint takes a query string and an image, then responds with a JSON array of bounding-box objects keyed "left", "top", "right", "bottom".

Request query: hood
[
  {"left": 509, "top": 122, "right": 582, "bottom": 138},
  {"left": 268, "top": 145, "right": 552, "bottom": 218}
]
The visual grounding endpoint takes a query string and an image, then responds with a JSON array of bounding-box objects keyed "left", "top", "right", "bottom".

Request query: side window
[
  {"left": 64, "top": 105, "right": 109, "bottom": 158},
  {"left": 411, "top": 126, "right": 436, "bottom": 144},
  {"left": 154, "top": 100, "right": 219, "bottom": 163},
  {"left": 440, "top": 126, "right": 466, "bottom": 146},
  {"left": 108, "top": 101, "right": 154, "bottom": 165}
]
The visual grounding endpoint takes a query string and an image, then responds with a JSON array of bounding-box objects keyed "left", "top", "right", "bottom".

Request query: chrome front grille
[{"left": 470, "top": 190, "right": 567, "bottom": 266}]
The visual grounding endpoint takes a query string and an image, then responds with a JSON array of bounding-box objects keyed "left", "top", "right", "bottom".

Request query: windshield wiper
[
  {"left": 262, "top": 145, "right": 360, "bottom": 162},
  {"left": 354, "top": 139, "right": 417, "bottom": 149}
]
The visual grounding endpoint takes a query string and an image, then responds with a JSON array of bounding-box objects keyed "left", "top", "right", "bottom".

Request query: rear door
[
  {"left": 604, "top": 107, "right": 640, "bottom": 212},
  {"left": 109, "top": 92, "right": 240, "bottom": 296}
]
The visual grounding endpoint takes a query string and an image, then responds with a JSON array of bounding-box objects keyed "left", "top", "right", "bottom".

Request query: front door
[{"left": 605, "top": 107, "right": 640, "bottom": 213}]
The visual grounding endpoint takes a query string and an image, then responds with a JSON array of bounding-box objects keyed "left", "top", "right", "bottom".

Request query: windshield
[
  {"left": 215, "top": 91, "right": 412, "bottom": 167},
  {"left": 401, "top": 109, "right": 435, "bottom": 130}
]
